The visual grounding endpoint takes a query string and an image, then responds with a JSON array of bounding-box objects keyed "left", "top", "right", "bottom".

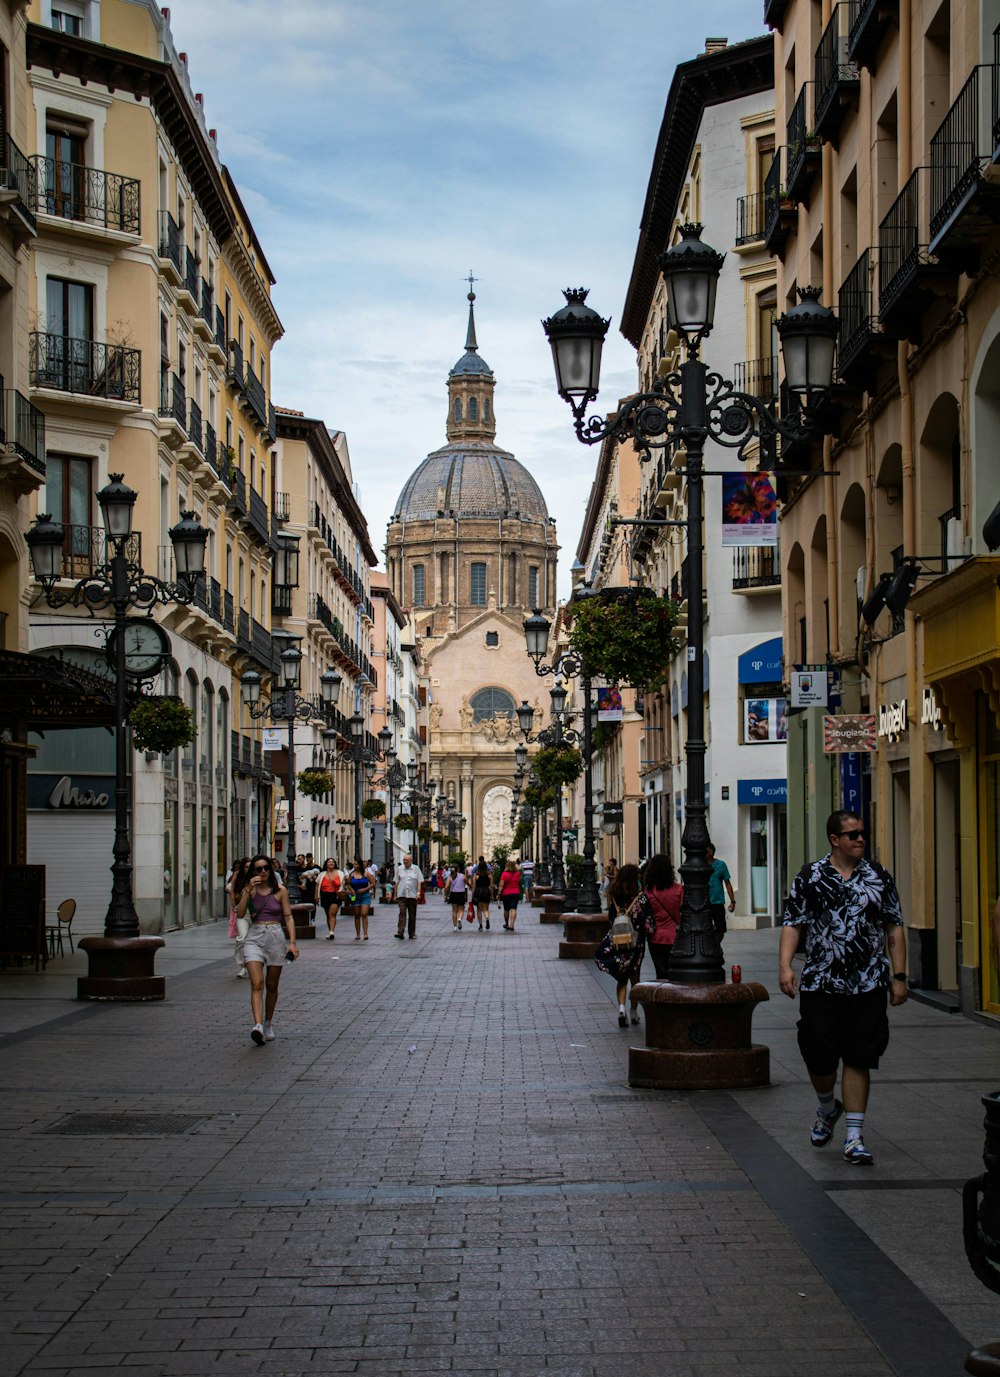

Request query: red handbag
[{"left": 466, "top": 899, "right": 475, "bottom": 923}]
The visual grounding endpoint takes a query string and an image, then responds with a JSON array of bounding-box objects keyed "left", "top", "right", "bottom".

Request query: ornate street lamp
[
  {"left": 242, "top": 649, "right": 340, "bottom": 904},
  {"left": 25, "top": 476, "right": 208, "bottom": 1001},
  {"left": 542, "top": 226, "right": 837, "bottom": 1087}
]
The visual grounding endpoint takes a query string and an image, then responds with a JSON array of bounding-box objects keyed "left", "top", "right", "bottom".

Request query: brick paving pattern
[{"left": 2, "top": 902, "right": 999, "bottom": 1376}]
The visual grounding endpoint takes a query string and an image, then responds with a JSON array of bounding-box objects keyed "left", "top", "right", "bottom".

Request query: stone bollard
[
  {"left": 627, "top": 979, "right": 770, "bottom": 1089},
  {"left": 559, "top": 911, "right": 611, "bottom": 959},
  {"left": 963, "top": 1092, "right": 1000, "bottom": 1373},
  {"left": 541, "top": 893, "right": 566, "bottom": 925}
]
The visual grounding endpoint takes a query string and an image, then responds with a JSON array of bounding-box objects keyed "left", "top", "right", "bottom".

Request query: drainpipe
[{"left": 821, "top": 1, "right": 839, "bottom": 663}]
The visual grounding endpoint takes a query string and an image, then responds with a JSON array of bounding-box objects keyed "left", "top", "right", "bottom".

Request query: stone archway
[{"left": 480, "top": 784, "right": 513, "bottom": 860}]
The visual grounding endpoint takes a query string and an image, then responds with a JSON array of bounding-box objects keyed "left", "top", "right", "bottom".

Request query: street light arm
[{"left": 32, "top": 559, "right": 204, "bottom": 615}]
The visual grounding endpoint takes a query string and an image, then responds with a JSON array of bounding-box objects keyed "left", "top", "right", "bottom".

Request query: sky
[{"left": 161, "top": 0, "right": 765, "bottom": 597}]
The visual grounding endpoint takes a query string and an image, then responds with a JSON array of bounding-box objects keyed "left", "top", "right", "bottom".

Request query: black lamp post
[
  {"left": 521, "top": 618, "right": 602, "bottom": 914},
  {"left": 25, "top": 474, "right": 208, "bottom": 1001},
  {"left": 517, "top": 684, "right": 581, "bottom": 899},
  {"left": 242, "top": 651, "right": 341, "bottom": 903},
  {"left": 542, "top": 226, "right": 837, "bottom": 984}
]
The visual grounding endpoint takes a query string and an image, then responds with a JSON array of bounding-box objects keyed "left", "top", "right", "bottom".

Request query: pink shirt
[{"left": 646, "top": 883, "right": 683, "bottom": 944}]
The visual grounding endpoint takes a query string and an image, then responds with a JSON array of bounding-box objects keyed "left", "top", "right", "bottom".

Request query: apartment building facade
[
  {"left": 764, "top": 0, "right": 1000, "bottom": 1008},
  {"left": 20, "top": 0, "right": 283, "bottom": 931}
]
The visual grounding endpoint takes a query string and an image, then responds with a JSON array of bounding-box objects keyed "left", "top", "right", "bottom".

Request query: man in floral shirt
[{"left": 779, "top": 810, "right": 907, "bottom": 1166}]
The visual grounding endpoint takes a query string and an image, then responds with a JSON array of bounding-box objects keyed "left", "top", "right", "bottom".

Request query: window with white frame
[{"left": 470, "top": 562, "right": 487, "bottom": 606}]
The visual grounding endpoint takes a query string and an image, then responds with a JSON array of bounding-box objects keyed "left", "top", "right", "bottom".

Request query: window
[
  {"left": 453, "top": 398, "right": 461, "bottom": 421},
  {"left": 44, "top": 278, "right": 94, "bottom": 391},
  {"left": 470, "top": 562, "right": 487, "bottom": 605},
  {"left": 484, "top": 398, "right": 490, "bottom": 421},
  {"left": 52, "top": 3, "right": 85, "bottom": 36},
  {"left": 45, "top": 120, "right": 87, "bottom": 219},
  {"left": 468, "top": 396, "right": 478, "bottom": 422},
  {"left": 413, "top": 564, "right": 425, "bottom": 606},
  {"left": 485, "top": 631, "right": 499, "bottom": 648},
  {"left": 528, "top": 566, "right": 539, "bottom": 608},
  {"left": 470, "top": 687, "right": 516, "bottom": 721},
  {"left": 46, "top": 455, "right": 92, "bottom": 574}
]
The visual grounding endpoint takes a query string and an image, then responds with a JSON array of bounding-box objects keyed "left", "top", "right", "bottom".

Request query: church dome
[
  {"left": 392, "top": 444, "right": 550, "bottom": 522},
  {"left": 449, "top": 349, "right": 493, "bottom": 378}
]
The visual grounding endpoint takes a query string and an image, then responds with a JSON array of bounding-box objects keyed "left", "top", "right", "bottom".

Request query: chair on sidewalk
[{"left": 46, "top": 898, "right": 76, "bottom": 958}]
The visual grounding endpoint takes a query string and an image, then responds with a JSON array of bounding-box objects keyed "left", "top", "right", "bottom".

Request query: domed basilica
[{"left": 385, "top": 290, "right": 559, "bottom": 861}]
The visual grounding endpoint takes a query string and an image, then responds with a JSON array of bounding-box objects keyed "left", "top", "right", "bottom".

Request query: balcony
[
  {"left": 237, "top": 607, "right": 251, "bottom": 654},
  {"left": 733, "top": 356, "right": 778, "bottom": 406},
  {"left": 243, "top": 367, "right": 268, "bottom": 430},
  {"left": 223, "top": 588, "right": 235, "bottom": 634},
  {"left": 31, "top": 157, "right": 140, "bottom": 236},
  {"left": 31, "top": 332, "right": 140, "bottom": 405},
  {"left": 837, "top": 249, "right": 897, "bottom": 386},
  {"left": 0, "top": 385, "right": 45, "bottom": 490},
  {"left": 732, "top": 545, "right": 781, "bottom": 593},
  {"left": 878, "top": 168, "right": 956, "bottom": 340},
  {"left": 274, "top": 490, "right": 290, "bottom": 521},
  {"left": 228, "top": 466, "right": 247, "bottom": 518},
  {"left": 786, "top": 87, "right": 821, "bottom": 202},
  {"left": 763, "top": 147, "right": 796, "bottom": 252},
  {"left": 187, "top": 397, "right": 203, "bottom": 455},
  {"left": 272, "top": 583, "right": 293, "bottom": 617},
  {"left": 814, "top": 4, "right": 859, "bottom": 145},
  {"left": 198, "top": 280, "right": 214, "bottom": 334},
  {"left": 213, "top": 307, "right": 226, "bottom": 357},
  {"left": 929, "top": 60, "right": 1000, "bottom": 269},
  {"left": 0, "top": 134, "right": 37, "bottom": 244},
  {"left": 848, "top": 0, "right": 898, "bottom": 70},
  {"left": 247, "top": 486, "right": 270, "bottom": 546},
  {"left": 250, "top": 617, "right": 276, "bottom": 672},
  {"left": 158, "top": 371, "right": 186, "bottom": 435},
  {"left": 50, "top": 524, "right": 140, "bottom": 581},
  {"left": 736, "top": 192, "right": 766, "bottom": 246},
  {"left": 157, "top": 209, "right": 182, "bottom": 280},
  {"left": 267, "top": 400, "right": 277, "bottom": 444},
  {"left": 177, "top": 247, "right": 199, "bottom": 312},
  {"left": 227, "top": 338, "right": 245, "bottom": 390}
]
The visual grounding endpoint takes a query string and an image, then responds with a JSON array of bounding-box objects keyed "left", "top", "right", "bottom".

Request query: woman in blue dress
[{"left": 348, "top": 859, "right": 373, "bottom": 940}]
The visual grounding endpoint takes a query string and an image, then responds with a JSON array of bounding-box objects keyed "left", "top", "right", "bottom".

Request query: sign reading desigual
[{"left": 823, "top": 715, "right": 878, "bottom": 753}]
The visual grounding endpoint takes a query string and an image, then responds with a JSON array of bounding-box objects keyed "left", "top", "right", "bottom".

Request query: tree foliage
[
  {"left": 568, "top": 588, "right": 681, "bottom": 689},
  {"left": 533, "top": 743, "right": 583, "bottom": 791}
]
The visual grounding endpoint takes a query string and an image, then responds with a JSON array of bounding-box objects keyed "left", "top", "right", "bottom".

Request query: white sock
[{"left": 844, "top": 1111, "right": 865, "bottom": 1143}]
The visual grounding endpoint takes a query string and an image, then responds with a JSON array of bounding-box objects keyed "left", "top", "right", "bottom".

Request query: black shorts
[
  {"left": 797, "top": 987, "right": 890, "bottom": 1075},
  {"left": 709, "top": 902, "right": 727, "bottom": 936}
]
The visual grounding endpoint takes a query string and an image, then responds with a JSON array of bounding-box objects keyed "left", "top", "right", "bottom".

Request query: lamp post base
[
  {"left": 627, "top": 980, "right": 770, "bottom": 1089},
  {"left": 559, "top": 910, "right": 611, "bottom": 959},
  {"left": 76, "top": 935, "right": 166, "bottom": 1002}
]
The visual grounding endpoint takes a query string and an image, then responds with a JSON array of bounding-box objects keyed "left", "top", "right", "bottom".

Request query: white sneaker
[
  {"left": 236, "top": 966, "right": 248, "bottom": 979},
  {"left": 263, "top": 1022, "right": 275, "bottom": 1042},
  {"left": 250, "top": 1023, "right": 264, "bottom": 1045}
]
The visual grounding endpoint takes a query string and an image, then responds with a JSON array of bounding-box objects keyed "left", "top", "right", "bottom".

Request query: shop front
[{"left": 736, "top": 777, "right": 787, "bottom": 924}]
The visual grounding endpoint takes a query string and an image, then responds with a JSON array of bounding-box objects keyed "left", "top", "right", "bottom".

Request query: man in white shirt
[{"left": 394, "top": 854, "right": 424, "bottom": 940}]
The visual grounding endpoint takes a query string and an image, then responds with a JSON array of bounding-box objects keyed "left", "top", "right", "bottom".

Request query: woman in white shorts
[{"left": 233, "top": 855, "right": 298, "bottom": 1044}]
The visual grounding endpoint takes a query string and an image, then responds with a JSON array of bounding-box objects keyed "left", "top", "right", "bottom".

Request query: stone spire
[{"left": 446, "top": 277, "right": 496, "bottom": 444}]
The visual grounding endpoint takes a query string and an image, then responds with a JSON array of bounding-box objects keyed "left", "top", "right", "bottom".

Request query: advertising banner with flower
[{"left": 722, "top": 473, "right": 777, "bottom": 547}]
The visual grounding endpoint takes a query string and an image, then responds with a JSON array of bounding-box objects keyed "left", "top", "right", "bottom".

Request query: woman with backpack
[{"left": 594, "top": 863, "right": 647, "bottom": 1027}]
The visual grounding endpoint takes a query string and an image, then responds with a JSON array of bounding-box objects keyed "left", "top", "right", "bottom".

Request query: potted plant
[
  {"left": 361, "top": 799, "right": 386, "bottom": 821},
  {"left": 568, "top": 587, "right": 681, "bottom": 689},
  {"left": 297, "top": 768, "right": 334, "bottom": 799},
  {"left": 128, "top": 696, "right": 196, "bottom": 755}
]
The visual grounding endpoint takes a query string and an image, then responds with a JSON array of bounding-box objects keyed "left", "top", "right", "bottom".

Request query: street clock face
[{"left": 107, "top": 619, "right": 172, "bottom": 677}]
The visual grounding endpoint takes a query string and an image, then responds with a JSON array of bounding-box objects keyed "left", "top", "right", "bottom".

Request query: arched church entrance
[{"left": 479, "top": 783, "right": 513, "bottom": 860}]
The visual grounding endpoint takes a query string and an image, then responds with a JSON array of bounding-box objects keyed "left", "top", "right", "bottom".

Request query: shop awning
[{"left": 0, "top": 649, "right": 118, "bottom": 730}]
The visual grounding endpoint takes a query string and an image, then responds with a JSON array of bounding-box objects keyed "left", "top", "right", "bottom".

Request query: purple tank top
[{"left": 251, "top": 889, "right": 283, "bottom": 922}]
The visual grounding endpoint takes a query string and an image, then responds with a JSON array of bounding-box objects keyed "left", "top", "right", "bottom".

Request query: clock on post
[{"left": 106, "top": 618, "right": 172, "bottom": 679}]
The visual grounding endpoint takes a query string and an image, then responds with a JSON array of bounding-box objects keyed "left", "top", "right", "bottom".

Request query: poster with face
[{"left": 744, "top": 698, "right": 788, "bottom": 743}]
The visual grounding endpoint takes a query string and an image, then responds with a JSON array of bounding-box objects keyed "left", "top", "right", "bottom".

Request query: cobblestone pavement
[{"left": 2, "top": 900, "right": 999, "bottom": 1376}]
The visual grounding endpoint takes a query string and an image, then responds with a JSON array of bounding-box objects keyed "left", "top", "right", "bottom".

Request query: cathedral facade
[{"left": 385, "top": 291, "right": 559, "bottom": 861}]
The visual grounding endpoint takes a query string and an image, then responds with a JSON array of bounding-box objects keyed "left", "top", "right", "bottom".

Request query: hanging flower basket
[
  {"left": 128, "top": 696, "right": 196, "bottom": 754},
  {"left": 512, "top": 821, "right": 533, "bottom": 850},
  {"left": 361, "top": 799, "right": 386, "bottom": 821},
  {"left": 533, "top": 743, "right": 584, "bottom": 792},
  {"left": 298, "top": 768, "right": 334, "bottom": 799},
  {"left": 568, "top": 587, "right": 681, "bottom": 689},
  {"left": 524, "top": 782, "right": 556, "bottom": 809},
  {"left": 417, "top": 825, "right": 433, "bottom": 841},
  {"left": 395, "top": 812, "right": 416, "bottom": 831}
]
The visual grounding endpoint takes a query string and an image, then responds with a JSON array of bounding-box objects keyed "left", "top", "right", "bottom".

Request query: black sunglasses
[
  {"left": 252, "top": 864, "right": 270, "bottom": 872},
  {"left": 836, "top": 830, "right": 865, "bottom": 841}
]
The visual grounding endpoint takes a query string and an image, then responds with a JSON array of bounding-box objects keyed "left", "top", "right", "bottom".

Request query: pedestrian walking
[
  {"left": 779, "top": 810, "right": 907, "bottom": 1167},
  {"left": 472, "top": 857, "right": 492, "bottom": 930},
  {"left": 706, "top": 843, "right": 735, "bottom": 941},
  {"left": 642, "top": 853, "right": 683, "bottom": 979},
  {"left": 233, "top": 854, "right": 298, "bottom": 1045},
  {"left": 394, "top": 853, "right": 423, "bottom": 939},
  {"left": 348, "top": 860, "right": 373, "bottom": 940},
  {"left": 498, "top": 857, "right": 522, "bottom": 930},
  {"left": 594, "top": 863, "right": 645, "bottom": 1026},
  {"left": 318, "top": 858, "right": 342, "bottom": 939},
  {"left": 604, "top": 858, "right": 619, "bottom": 916},
  {"left": 447, "top": 861, "right": 467, "bottom": 930},
  {"left": 227, "top": 856, "right": 250, "bottom": 977}
]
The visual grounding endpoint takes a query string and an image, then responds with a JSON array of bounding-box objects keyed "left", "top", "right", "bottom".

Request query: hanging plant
[
  {"left": 568, "top": 587, "right": 681, "bottom": 689},
  {"left": 512, "top": 821, "right": 533, "bottom": 851},
  {"left": 129, "top": 696, "right": 195, "bottom": 754},
  {"left": 297, "top": 768, "right": 334, "bottom": 799},
  {"left": 417, "top": 824, "right": 433, "bottom": 841},
  {"left": 361, "top": 799, "right": 386, "bottom": 821},
  {"left": 524, "top": 781, "right": 555, "bottom": 810},
  {"left": 533, "top": 743, "right": 584, "bottom": 792},
  {"left": 395, "top": 812, "right": 416, "bottom": 831}
]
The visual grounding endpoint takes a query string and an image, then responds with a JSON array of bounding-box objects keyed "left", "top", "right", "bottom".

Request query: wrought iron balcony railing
[
  {"left": 837, "top": 248, "right": 879, "bottom": 377},
  {"left": 0, "top": 135, "right": 36, "bottom": 229},
  {"left": 183, "top": 247, "right": 199, "bottom": 301},
  {"left": 188, "top": 397, "right": 203, "bottom": 454},
  {"left": 272, "top": 583, "right": 293, "bottom": 617},
  {"left": 929, "top": 62, "right": 999, "bottom": 244},
  {"left": 31, "top": 156, "right": 140, "bottom": 234},
  {"left": 158, "top": 209, "right": 181, "bottom": 273},
  {"left": 736, "top": 192, "right": 766, "bottom": 245},
  {"left": 786, "top": 85, "right": 819, "bottom": 200},
  {"left": 244, "top": 367, "right": 267, "bottom": 428},
  {"left": 31, "top": 331, "right": 140, "bottom": 402},
  {"left": 228, "top": 465, "right": 247, "bottom": 517},
  {"left": 814, "top": 3, "right": 859, "bottom": 141},
  {"left": 732, "top": 545, "right": 781, "bottom": 590},
  {"left": 0, "top": 386, "right": 45, "bottom": 473},
  {"left": 733, "top": 356, "right": 779, "bottom": 405},
  {"left": 247, "top": 487, "right": 270, "bottom": 544},
  {"left": 214, "top": 307, "right": 226, "bottom": 353},
  {"left": 158, "top": 371, "right": 186, "bottom": 430},
  {"left": 199, "top": 279, "right": 214, "bottom": 328},
  {"left": 52, "top": 524, "right": 141, "bottom": 580}
]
